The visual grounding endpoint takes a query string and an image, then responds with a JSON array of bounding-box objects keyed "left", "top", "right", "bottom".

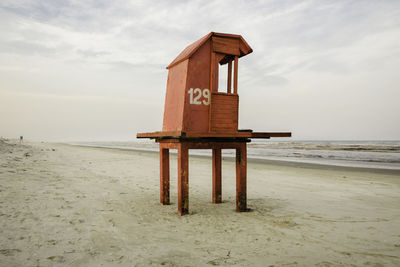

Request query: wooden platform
[{"left": 136, "top": 130, "right": 291, "bottom": 139}]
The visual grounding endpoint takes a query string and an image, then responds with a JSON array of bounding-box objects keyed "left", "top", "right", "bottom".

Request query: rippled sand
[{"left": 1, "top": 140, "right": 399, "bottom": 266}]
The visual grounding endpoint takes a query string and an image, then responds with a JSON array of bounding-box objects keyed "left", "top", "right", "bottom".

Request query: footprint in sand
[
  {"left": 316, "top": 261, "right": 335, "bottom": 267},
  {"left": 108, "top": 218, "right": 116, "bottom": 227},
  {"left": 47, "top": 255, "right": 65, "bottom": 263},
  {"left": 273, "top": 219, "right": 298, "bottom": 228},
  {"left": 47, "top": 240, "right": 58, "bottom": 245},
  {"left": 0, "top": 248, "right": 22, "bottom": 256}
]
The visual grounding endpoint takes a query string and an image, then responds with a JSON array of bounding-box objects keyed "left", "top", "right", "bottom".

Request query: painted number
[
  {"left": 188, "top": 88, "right": 210, "bottom": 105},
  {"left": 202, "top": 88, "right": 210, "bottom": 105}
]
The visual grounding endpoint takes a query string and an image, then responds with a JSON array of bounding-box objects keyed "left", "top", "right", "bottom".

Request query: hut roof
[{"left": 166, "top": 32, "right": 252, "bottom": 69}]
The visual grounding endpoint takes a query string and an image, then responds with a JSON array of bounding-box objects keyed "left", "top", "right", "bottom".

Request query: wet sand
[{"left": 1, "top": 140, "right": 399, "bottom": 266}]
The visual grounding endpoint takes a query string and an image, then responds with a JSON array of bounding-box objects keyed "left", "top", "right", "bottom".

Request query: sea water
[{"left": 71, "top": 140, "right": 400, "bottom": 170}]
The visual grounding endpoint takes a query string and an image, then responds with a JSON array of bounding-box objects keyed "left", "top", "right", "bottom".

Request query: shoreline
[{"left": 68, "top": 143, "right": 400, "bottom": 176}]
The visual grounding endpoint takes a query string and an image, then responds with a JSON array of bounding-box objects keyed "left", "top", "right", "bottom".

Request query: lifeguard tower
[{"left": 137, "top": 32, "right": 291, "bottom": 215}]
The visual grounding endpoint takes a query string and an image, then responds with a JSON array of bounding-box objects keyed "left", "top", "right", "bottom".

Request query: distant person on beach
[{"left": 20, "top": 136, "right": 23, "bottom": 143}]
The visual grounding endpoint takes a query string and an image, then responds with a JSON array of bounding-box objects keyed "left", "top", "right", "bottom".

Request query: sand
[{"left": 0, "top": 140, "right": 399, "bottom": 266}]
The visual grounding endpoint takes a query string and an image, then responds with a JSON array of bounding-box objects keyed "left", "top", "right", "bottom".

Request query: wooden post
[
  {"left": 233, "top": 56, "right": 238, "bottom": 94},
  {"left": 208, "top": 51, "right": 215, "bottom": 132},
  {"left": 212, "top": 148, "right": 222, "bottom": 203},
  {"left": 160, "top": 146, "right": 170, "bottom": 205},
  {"left": 227, "top": 61, "right": 232, "bottom": 93},
  {"left": 235, "top": 142, "right": 247, "bottom": 212},
  {"left": 215, "top": 54, "right": 219, "bottom": 92},
  {"left": 177, "top": 143, "right": 189, "bottom": 215},
  {"left": 210, "top": 52, "right": 216, "bottom": 92}
]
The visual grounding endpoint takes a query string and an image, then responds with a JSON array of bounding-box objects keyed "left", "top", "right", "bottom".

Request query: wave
[{"left": 70, "top": 140, "right": 400, "bottom": 170}]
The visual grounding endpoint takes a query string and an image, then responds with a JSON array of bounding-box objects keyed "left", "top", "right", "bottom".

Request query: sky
[{"left": 0, "top": 0, "right": 399, "bottom": 141}]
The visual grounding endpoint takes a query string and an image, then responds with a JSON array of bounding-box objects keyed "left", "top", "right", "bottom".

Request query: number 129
[{"left": 188, "top": 88, "right": 210, "bottom": 105}]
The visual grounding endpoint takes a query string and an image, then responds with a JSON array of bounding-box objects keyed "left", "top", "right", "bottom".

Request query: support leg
[
  {"left": 212, "top": 148, "right": 222, "bottom": 203},
  {"left": 177, "top": 143, "right": 189, "bottom": 215},
  {"left": 236, "top": 143, "right": 247, "bottom": 212},
  {"left": 160, "top": 146, "right": 170, "bottom": 205}
]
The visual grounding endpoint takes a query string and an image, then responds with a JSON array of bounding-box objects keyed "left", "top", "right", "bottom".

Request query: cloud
[
  {"left": 105, "top": 61, "right": 164, "bottom": 72},
  {"left": 0, "top": 40, "right": 57, "bottom": 56},
  {"left": 0, "top": 0, "right": 399, "bottom": 140},
  {"left": 76, "top": 49, "right": 110, "bottom": 58}
]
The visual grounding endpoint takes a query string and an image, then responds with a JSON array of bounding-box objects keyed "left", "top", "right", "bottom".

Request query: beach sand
[{"left": 1, "top": 140, "right": 399, "bottom": 266}]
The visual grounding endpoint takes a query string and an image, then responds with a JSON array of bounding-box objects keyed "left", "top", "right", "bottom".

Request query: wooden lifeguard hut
[{"left": 137, "top": 32, "right": 291, "bottom": 215}]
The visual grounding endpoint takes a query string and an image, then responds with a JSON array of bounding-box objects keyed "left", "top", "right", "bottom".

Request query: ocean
[{"left": 71, "top": 140, "right": 400, "bottom": 170}]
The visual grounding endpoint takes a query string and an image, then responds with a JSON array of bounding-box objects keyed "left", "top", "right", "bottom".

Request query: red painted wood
[
  {"left": 138, "top": 32, "right": 292, "bottom": 215},
  {"left": 236, "top": 142, "right": 247, "bottom": 212},
  {"left": 158, "top": 140, "right": 249, "bottom": 214},
  {"left": 234, "top": 56, "right": 238, "bottom": 94},
  {"left": 137, "top": 131, "right": 182, "bottom": 138},
  {"left": 157, "top": 139, "right": 247, "bottom": 148},
  {"left": 210, "top": 50, "right": 215, "bottom": 93},
  {"left": 177, "top": 143, "right": 189, "bottom": 215},
  {"left": 166, "top": 32, "right": 212, "bottom": 69},
  {"left": 251, "top": 132, "right": 291, "bottom": 138},
  {"left": 183, "top": 132, "right": 247, "bottom": 138},
  {"left": 162, "top": 60, "right": 188, "bottom": 132},
  {"left": 212, "top": 148, "right": 222, "bottom": 204},
  {"left": 161, "top": 32, "right": 255, "bottom": 136},
  {"left": 211, "top": 92, "right": 237, "bottom": 96},
  {"left": 160, "top": 146, "right": 170, "bottom": 205},
  {"left": 167, "top": 32, "right": 252, "bottom": 69},
  {"left": 138, "top": 131, "right": 291, "bottom": 139},
  {"left": 211, "top": 101, "right": 238, "bottom": 106},
  {"left": 212, "top": 36, "right": 240, "bottom": 56},
  {"left": 185, "top": 39, "right": 211, "bottom": 133},
  {"left": 227, "top": 61, "right": 232, "bottom": 93},
  {"left": 210, "top": 93, "right": 238, "bottom": 132}
]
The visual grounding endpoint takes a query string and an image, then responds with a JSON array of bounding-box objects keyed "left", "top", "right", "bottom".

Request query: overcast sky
[{"left": 0, "top": 0, "right": 399, "bottom": 141}]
